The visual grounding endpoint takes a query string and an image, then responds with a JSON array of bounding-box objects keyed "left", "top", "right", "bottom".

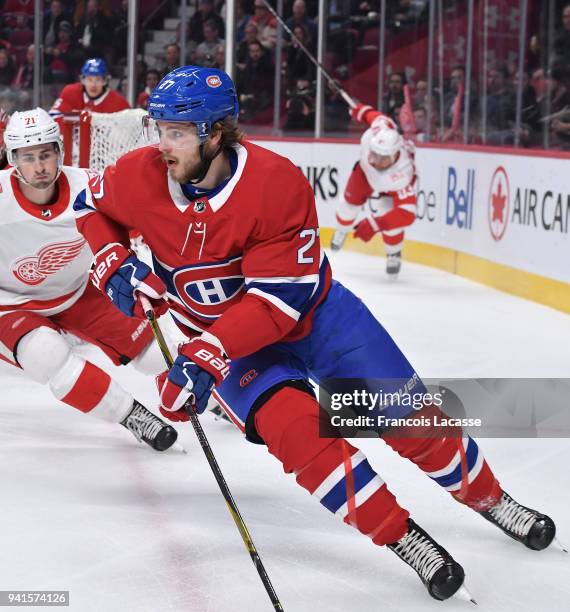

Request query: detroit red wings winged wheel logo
[{"left": 11, "top": 238, "right": 87, "bottom": 285}]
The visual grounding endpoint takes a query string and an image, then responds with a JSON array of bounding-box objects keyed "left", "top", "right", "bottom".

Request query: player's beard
[{"left": 161, "top": 152, "right": 206, "bottom": 184}]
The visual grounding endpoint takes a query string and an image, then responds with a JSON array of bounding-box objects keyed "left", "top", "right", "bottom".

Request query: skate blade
[
  {"left": 454, "top": 584, "right": 477, "bottom": 605},
  {"left": 554, "top": 537, "right": 568, "bottom": 553},
  {"left": 171, "top": 442, "right": 188, "bottom": 454}
]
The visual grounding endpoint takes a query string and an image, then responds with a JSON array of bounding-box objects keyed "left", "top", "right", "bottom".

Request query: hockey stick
[
  {"left": 139, "top": 295, "right": 284, "bottom": 611},
  {"left": 260, "top": 0, "right": 357, "bottom": 109}
]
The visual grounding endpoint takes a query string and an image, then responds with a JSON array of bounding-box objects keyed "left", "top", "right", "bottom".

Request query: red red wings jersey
[
  {"left": 76, "top": 141, "right": 332, "bottom": 359},
  {"left": 49, "top": 83, "right": 131, "bottom": 117},
  {"left": 0, "top": 166, "right": 93, "bottom": 319}
]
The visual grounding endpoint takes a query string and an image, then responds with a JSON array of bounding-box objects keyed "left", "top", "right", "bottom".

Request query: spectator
[
  {"left": 411, "top": 105, "right": 438, "bottom": 142},
  {"left": 44, "top": 0, "right": 68, "bottom": 49},
  {"left": 213, "top": 43, "right": 226, "bottom": 70},
  {"left": 284, "top": 77, "right": 315, "bottom": 131},
  {"left": 531, "top": 68, "right": 547, "bottom": 105},
  {"left": 442, "top": 64, "right": 477, "bottom": 132},
  {"left": 157, "top": 43, "right": 180, "bottom": 76},
  {"left": 12, "top": 44, "right": 35, "bottom": 93},
  {"left": 485, "top": 64, "right": 515, "bottom": 143},
  {"left": 284, "top": 0, "right": 318, "bottom": 18},
  {"left": 237, "top": 40, "right": 274, "bottom": 121},
  {"left": 137, "top": 68, "right": 160, "bottom": 109},
  {"left": 414, "top": 77, "right": 428, "bottom": 106},
  {"left": 383, "top": 71, "right": 405, "bottom": 122},
  {"left": 541, "top": 64, "right": 570, "bottom": 148},
  {"left": 511, "top": 70, "right": 540, "bottom": 143},
  {"left": 45, "top": 21, "right": 84, "bottom": 84},
  {"left": 236, "top": 22, "right": 259, "bottom": 68},
  {"left": 188, "top": 0, "right": 225, "bottom": 45},
  {"left": 250, "top": 0, "right": 278, "bottom": 50},
  {"left": 0, "top": 48, "right": 16, "bottom": 88},
  {"left": 285, "top": 0, "right": 318, "bottom": 43},
  {"left": 236, "top": 0, "right": 253, "bottom": 42},
  {"left": 286, "top": 25, "right": 315, "bottom": 88},
  {"left": 76, "top": 0, "right": 112, "bottom": 65},
  {"left": 443, "top": 65, "right": 464, "bottom": 124},
  {"left": 194, "top": 20, "right": 223, "bottom": 68},
  {"left": 553, "top": 4, "right": 570, "bottom": 80},
  {"left": 2, "top": 0, "right": 34, "bottom": 29}
]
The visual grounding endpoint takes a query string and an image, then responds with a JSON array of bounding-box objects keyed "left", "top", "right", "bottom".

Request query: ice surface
[{"left": 1, "top": 250, "right": 568, "bottom": 612}]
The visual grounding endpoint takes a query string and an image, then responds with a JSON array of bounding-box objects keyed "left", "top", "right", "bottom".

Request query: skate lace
[
  {"left": 391, "top": 530, "right": 444, "bottom": 582},
  {"left": 125, "top": 404, "right": 164, "bottom": 443},
  {"left": 488, "top": 494, "right": 537, "bottom": 537}
]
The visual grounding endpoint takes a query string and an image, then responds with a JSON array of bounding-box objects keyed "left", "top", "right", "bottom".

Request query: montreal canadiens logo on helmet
[{"left": 206, "top": 75, "right": 222, "bottom": 88}]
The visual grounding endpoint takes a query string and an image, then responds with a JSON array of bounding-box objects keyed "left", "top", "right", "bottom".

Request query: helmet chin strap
[{"left": 186, "top": 140, "right": 223, "bottom": 185}]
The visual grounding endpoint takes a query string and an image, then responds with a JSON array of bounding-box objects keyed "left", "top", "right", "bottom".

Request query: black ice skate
[
  {"left": 386, "top": 251, "right": 401, "bottom": 275},
  {"left": 330, "top": 229, "right": 349, "bottom": 251},
  {"left": 121, "top": 401, "right": 178, "bottom": 451},
  {"left": 388, "top": 519, "right": 474, "bottom": 602},
  {"left": 480, "top": 491, "right": 556, "bottom": 551}
]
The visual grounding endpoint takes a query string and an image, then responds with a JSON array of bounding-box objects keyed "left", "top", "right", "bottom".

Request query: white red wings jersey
[
  {"left": 75, "top": 141, "right": 332, "bottom": 359},
  {"left": 354, "top": 109, "right": 417, "bottom": 205},
  {"left": 49, "top": 83, "right": 131, "bottom": 118},
  {"left": 0, "top": 166, "right": 93, "bottom": 317}
]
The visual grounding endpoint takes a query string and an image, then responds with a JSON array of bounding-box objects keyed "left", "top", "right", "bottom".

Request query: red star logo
[{"left": 491, "top": 181, "right": 506, "bottom": 223}]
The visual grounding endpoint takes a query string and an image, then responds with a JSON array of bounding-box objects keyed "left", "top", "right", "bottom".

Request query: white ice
[{"left": 1, "top": 250, "right": 569, "bottom": 612}]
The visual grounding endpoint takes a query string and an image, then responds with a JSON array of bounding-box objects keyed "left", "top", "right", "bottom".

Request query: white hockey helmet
[
  {"left": 369, "top": 125, "right": 402, "bottom": 157},
  {"left": 5, "top": 107, "right": 64, "bottom": 167}
]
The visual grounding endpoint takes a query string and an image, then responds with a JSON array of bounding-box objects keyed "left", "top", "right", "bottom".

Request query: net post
[
  {"left": 79, "top": 111, "right": 92, "bottom": 168},
  {"left": 58, "top": 118, "right": 73, "bottom": 166}
]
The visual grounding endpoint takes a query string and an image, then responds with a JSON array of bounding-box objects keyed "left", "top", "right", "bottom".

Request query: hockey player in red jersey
[
  {"left": 49, "top": 58, "right": 130, "bottom": 118},
  {"left": 0, "top": 108, "right": 177, "bottom": 452},
  {"left": 75, "top": 66, "right": 558, "bottom": 602},
  {"left": 331, "top": 104, "right": 417, "bottom": 276}
]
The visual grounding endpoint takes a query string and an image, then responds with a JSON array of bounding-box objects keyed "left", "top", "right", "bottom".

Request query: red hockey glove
[
  {"left": 90, "top": 243, "right": 168, "bottom": 318},
  {"left": 350, "top": 103, "right": 375, "bottom": 122},
  {"left": 353, "top": 216, "right": 384, "bottom": 242},
  {"left": 158, "top": 336, "right": 230, "bottom": 421}
]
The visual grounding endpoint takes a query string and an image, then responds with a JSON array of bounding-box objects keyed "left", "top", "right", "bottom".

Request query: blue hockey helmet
[
  {"left": 147, "top": 66, "right": 239, "bottom": 140},
  {"left": 80, "top": 58, "right": 108, "bottom": 78}
]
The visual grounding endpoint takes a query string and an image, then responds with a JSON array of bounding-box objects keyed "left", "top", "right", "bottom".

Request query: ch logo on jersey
[
  {"left": 172, "top": 256, "right": 244, "bottom": 320},
  {"left": 11, "top": 238, "right": 87, "bottom": 286}
]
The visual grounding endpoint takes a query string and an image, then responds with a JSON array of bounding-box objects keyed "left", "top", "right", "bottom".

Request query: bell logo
[{"left": 488, "top": 166, "right": 510, "bottom": 241}]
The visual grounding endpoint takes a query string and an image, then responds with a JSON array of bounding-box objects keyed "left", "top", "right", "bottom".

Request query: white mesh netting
[
  {"left": 88, "top": 109, "right": 149, "bottom": 172},
  {"left": 69, "top": 109, "right": 151, "bottom": 172}
]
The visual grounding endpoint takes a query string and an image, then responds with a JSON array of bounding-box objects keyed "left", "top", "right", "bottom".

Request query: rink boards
[{"left": 253, "top": 137, "right": 570, "bottom": 314}]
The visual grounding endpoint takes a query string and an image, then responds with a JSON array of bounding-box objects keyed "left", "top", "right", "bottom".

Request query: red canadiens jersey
[
  {"left": 49, "top": 83, "right": 130, "bottom": 117},
  {"left": 75, "top": 141, "right": 332, "bottom": 359}
]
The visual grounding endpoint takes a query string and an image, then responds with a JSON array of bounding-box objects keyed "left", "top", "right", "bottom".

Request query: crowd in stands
[{"left": 2, "top": 0, "right": 570, "bottom": 148}]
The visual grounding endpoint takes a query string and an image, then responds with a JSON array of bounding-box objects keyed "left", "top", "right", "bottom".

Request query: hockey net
[{"left": 60, "top": 109, "right": 150, "bottom": 172}]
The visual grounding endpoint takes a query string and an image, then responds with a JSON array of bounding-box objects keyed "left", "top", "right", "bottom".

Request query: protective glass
[{"left": 142, "top": 116, "right": 201, "bottom": 150}]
